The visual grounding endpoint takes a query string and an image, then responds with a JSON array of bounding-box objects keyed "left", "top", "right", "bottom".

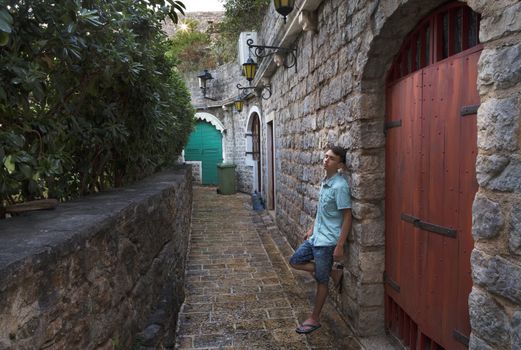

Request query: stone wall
[
  {"left": 467, "top": 1, "right": 521, "bottom": 349},
  {"left": 0, "top": 167, "right": 192, "bottom": 350},
  {"left": 260, "top": 0, "right": 521, "bottom": 347}
]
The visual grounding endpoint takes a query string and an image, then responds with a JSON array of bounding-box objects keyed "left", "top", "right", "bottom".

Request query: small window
[
  {"left": 455, "top": 8, "right": 463, "bottom": 53},
  {"left": 442, "top": 12, "right": 449, "bottom": 59},
  {"left": 388, "top": 2, "right": 480, "bottom": 83}
]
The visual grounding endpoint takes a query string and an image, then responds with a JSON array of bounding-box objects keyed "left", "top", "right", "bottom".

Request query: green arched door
[{"left": 185, "top": 121, "right": 223, "bottom": 185}]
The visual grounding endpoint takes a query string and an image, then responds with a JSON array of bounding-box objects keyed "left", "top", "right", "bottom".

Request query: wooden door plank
[{"left": 455, "top": 50, "right": 480, "bottom": 340}]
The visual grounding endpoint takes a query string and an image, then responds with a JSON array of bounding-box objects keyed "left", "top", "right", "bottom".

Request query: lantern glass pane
[
  {"left": 243, "top": 63, "right": 256, "bottom": 81},
  {"left": 234, "top": 100, "right": 243, "bottom": 112}
]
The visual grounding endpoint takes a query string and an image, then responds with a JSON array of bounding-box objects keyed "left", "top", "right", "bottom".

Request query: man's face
[{"left": 323, "top": 150, "right": 343, "bottom": 172}]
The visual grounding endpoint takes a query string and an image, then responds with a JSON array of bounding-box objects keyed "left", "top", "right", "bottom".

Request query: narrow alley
[{"left": 175, "top": 186, "right": 361, "bottom": 349}]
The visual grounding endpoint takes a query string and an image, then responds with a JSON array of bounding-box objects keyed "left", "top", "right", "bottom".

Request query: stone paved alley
[{"left": 175, "top": 186, "right": 361, "bottom": 349}]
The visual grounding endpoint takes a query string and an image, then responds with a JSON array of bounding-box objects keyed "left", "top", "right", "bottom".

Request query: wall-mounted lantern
[
  {"left": 197, "top": 69, "right": 216, "bottom": 100},
  {"left": 242, "top": 57, "right": 258, "bottom": 83},
  {"left": 274, "top": 0, "right": 295, "bottom": 24},
  {"left": 234, "top": 97, "right": 244, "bottom": 113},
  {"left": 244, "top": 38, "right": 297, "bottom": 82}
]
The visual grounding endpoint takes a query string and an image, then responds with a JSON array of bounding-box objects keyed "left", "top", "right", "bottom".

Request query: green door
[{"left": 185, "top": 121, "right": 223, "bottom": 185}]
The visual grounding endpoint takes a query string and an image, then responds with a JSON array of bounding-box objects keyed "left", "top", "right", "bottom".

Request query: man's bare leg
[
  {"left": 299, "top": 283, "right": 328, "bottom": 328},
  {"left": 290, "top": 262, "right": 315, "bottom": 274}
]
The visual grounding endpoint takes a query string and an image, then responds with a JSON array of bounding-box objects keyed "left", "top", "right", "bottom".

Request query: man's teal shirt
[{"left": 310, "top": 172, "right": 351, "bottom": 247}]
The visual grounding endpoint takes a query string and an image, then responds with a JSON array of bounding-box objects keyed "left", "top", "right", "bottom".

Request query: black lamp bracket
[
  {"left": 246, "top": 39, "right": 297, "bottom": 71},
  {"left": 237, "top": 83, "right": 272, "bottom": 100}
]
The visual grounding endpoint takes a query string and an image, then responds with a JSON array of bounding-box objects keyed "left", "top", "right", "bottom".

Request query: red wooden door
[{"left": 385, "top": 45, "right": 480, "bottom": 350}]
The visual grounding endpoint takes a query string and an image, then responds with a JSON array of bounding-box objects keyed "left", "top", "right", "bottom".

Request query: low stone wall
[{"left": 0, "top": 167, "right": 193, "bottom": 350}]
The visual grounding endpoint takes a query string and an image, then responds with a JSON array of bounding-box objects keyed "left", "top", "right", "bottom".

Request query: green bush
[{"left": 0, "top": 0, "right": 194, "bottom": 213}]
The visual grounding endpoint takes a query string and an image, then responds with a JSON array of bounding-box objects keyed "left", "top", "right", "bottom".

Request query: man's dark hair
[{"left": 329, "top": 145, "right": 346, "bottom": 164}]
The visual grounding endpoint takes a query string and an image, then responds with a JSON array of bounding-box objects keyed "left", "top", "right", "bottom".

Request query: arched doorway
[
  {"left": 246, "top": 109, "right": 262, "bottom": 193},
  {"left": 385, "top": 3, "right": 481, "bottom": 349},
  {"left": 185, "top": 117, "right": 224, "bottom": 185}
]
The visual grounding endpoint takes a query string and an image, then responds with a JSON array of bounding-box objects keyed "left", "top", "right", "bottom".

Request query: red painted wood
[
  {"left": 385, "top": 4, "right": 481, "bottom": 349},
  {"left": 455, "top": 49, "right": 480, "bottom": 340},
  {"left": 410, "top": 322, "right": 418, "bottom": 350}
]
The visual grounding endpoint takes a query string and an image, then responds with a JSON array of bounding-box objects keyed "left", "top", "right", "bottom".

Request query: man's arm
[
  {"left": 334, "top": 208, "right": 352, "bottom": 261},
  {"left": 303, "top": 221, "right": 315, "bottom": 240}
]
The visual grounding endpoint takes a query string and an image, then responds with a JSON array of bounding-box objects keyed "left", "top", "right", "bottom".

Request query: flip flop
[{"left": 296, "top": 322, "right": 321, "bottom": 334}]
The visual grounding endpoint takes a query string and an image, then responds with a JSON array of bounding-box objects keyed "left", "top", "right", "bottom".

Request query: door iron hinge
[
  {"left": 460, "top": 104, "right": 480, "bottom": 116},
  {"left": 453, "top": 329, "right": 470, "bottom": 346},
  {"left": 384, "top": 272, "right": 400, "bottom": 292},
  {"left": 384, "top": 120, "right": 402, "bottom": 134},
  {"left": 401, "top": 213, "right": 457, "bottom": 238}
]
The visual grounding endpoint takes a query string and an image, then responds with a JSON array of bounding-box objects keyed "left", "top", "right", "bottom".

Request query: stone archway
[
  {"left": 245, "top": 106, "right": 263, "bottom": 193},
  {"left": 352, "top": 0, "right": 481, "bottom": 339},
  {"left": 182, "top": 112, "right": 226, "bottom": 184}
]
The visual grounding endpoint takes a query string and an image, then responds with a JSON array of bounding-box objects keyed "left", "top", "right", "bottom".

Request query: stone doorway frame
[
  {"left": 245, "top": 106, "right": 263, "bottom": 193},
  {"left": 351, "top": 0, "right": 486, "bottom": 338},
  {"left": 181, "top": 112, "right": 227, "bottom": 184}
]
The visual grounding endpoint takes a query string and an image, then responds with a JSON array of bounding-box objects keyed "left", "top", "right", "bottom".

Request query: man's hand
[
  {"left": 333, "top": 245, "right": 344, "bottom": 262},
  {"left": 303, "top": 227, "right": 313, "bottom": 241}
]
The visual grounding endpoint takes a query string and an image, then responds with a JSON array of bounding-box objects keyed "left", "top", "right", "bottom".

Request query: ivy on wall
[{"left": 0, "top": 0, "right": 194, "bottom": 215}]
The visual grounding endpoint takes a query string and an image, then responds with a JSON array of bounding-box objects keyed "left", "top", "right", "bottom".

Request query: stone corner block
[
  {"left": 509, "top": 204, "right": 521, "bottom": 255},
  {"left": 477, "top": 97, "right": 520, "bottom": 153},
  {"left": 472, "top": 195, "right": 504, "bottom": 240},
  {"left": 469, "top": 288, "right": 511, "bottom": 348}
]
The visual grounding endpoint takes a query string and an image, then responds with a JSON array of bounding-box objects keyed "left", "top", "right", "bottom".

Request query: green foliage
[
  {"left": 217, "top": 0, "right": 270, "bottom": 62},
  {"left": 166, "top": 19, "right": 216, "bottom": 71},
  {"left": 0, "top": 0, "right": 194, "bottom": 212}
]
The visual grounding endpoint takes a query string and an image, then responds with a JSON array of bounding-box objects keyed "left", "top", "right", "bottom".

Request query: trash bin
[{"left": 217, "top": 163, "right": 237, "bottom": 195}]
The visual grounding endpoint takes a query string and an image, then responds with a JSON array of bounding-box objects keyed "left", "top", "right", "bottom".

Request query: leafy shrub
[{"left": 0, "top": 0, "right": 194, "bottom": 214}]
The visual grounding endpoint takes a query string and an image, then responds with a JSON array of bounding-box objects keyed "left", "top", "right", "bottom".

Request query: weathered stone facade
[
  {"left": 185, "top": 62, "right": 257, "bottom": 193},
  {"left": 0, "top": 167, "right": 192, "bottom": 349},
  {"left": 184, "top": 0, "right": 521, "bottom": 348}
]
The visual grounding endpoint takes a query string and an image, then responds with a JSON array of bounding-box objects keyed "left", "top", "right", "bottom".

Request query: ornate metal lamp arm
[
  {"left": 237, "top": 83, "right": 272, "bottom": 101},
  {"left": 246, "top": 39, "right": 297, "bottom": 71}
]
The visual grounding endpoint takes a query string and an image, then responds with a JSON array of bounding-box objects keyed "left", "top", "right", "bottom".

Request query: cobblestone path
[{"left": 175, "top": 186, "right": 361, "bottom": 349}]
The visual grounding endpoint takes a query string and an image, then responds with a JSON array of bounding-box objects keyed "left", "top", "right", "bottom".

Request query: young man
[{"left": 289, "top": 145, "right": 352, "bottom": 334}]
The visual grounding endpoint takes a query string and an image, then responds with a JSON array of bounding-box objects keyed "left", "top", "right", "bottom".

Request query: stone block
[
  {"left": 476, "top": 154, "right": 510, "bottom": 187},
  {"left": 478, "top": 43, "right": 521, "bottom": 90},
  {"left": 467, "top": 0, "right": 520, "bottom": 13},
  {"left": 513, "top": 310, "right": 521, "bottom": 350},
  {"left": 353, "top": 219, "right": 385, "bottom": 247},
  {"left": 487, "top": 156, "right": 521, "bottom": 192},
  {"left": 510, "top": 205, "right": 521, "bottom": 255},
  {"left": 471, "top": 250, "right": 521, "bottom": 304},
  {"left": 352, "top": 200, "right": 383, "bottom": 220},
  {"left": 472, "top": 195, "right": 504, "bottom": 240},
  {"left": 469, "top": 288, "right": 510, "bottom": 348},
  {"left": 359, "top": 250, "right": 385, "bottom": 283},
  {"left": 478, "top": 97, "right": 520, "bottom": 152},
  {"left": 350, "top": 152, "right": 384, "bottom": 173},
  {"left": 357, "top": 283, "right": 384, "bottom": 307},
  {"left": 351, "top": 172, "right": 385, "bottom": 200},
  {"left": 479, "top": 2, "right": 521, "bottom": 42},
  {"left": 469, "top": 333, "right": 495, "bottom": 350},
  {"left": 360, "top": 121, "right": 385, "bottom": 149},
  {"left": 358, "top": 307, "right": 385, "bottom": 336}
]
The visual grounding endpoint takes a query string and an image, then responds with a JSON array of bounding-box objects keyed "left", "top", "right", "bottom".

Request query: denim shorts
[{"left": 289, "top": 240, "right": 335, "bottom": 284}]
